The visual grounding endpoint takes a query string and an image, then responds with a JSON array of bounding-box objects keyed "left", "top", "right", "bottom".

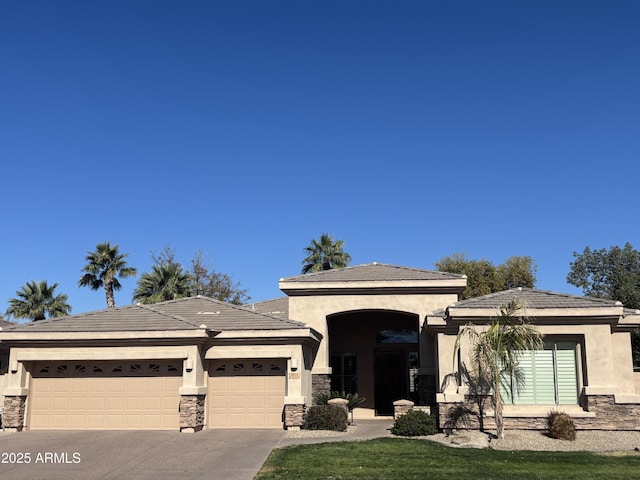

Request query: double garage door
[
  {"left": 27, "top": 358, "right": 286, "bottom": 430},
  {"left": 28, "top": 361, "right": 182, "bottom": 430}
]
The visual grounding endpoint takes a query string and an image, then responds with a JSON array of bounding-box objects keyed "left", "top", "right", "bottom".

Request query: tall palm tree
[
  {"left": 301, "top": 233, "right": 352, "bottom": 274},
  {"left": 132, "top": 263, "right": 191, "bottom": 304},
  {"left": 79, "top": 242, "right": 137, "bottom": 308},
  {"left": 6, "top": 280, "right": 71, "bottom": 321},
  {"left": 454, "top": 299, "right": 543, "bottom": 439}
]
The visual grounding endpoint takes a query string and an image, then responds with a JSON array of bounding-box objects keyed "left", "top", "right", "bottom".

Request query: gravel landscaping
[{"left": 285, "top": 426, "right": 640, "bottom": 453}]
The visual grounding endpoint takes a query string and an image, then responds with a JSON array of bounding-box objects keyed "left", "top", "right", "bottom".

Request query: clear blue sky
[{"left": 1, "top": 1, "right": 638, "bottom": 317}]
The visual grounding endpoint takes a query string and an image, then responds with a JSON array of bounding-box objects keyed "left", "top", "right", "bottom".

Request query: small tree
[
  {"left": 79, "top": 242, "right": 137, "bottom": 308},
  {"left": 189, "top": 250, "right": 249, "bottom": 304},
  {"left": 302, "top": 233, "right": 352, "bottom": 274},
  {"left": 454, "top": 299, "right": 542, "bottom": 438},
  {"left": 567, "top": 243, "right": 640, "bottom": 366},
  {"left": 435, "top": 253, "right": 537, "bottom": 300},
  {"left": 132, "top": 263, "right": 191, "bottom": 304},
  {"left": 138, "top": 247, "right": 250, "bottom": 305},
  {"left": 6, "top": 280, "right": 71, "bottom": 321}
]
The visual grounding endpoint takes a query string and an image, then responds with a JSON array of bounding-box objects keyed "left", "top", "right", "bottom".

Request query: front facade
[{"left": 1, "top": 263, "right": 640, "bottom": 432}]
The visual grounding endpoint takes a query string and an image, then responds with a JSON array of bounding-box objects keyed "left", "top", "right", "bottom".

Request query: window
[
  {"left": 330, "top": 353, "right": 357, "bottom": 394},
  {"left": 376, "top": 329, "right": 418, "bottom": 344},
  {"left": 503, "top": 342, "right": 579, "bottom": 405}
]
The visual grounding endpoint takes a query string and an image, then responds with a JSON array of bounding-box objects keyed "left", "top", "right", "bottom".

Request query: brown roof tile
[
  {"left": 282, "top": 263, "right": 466, "bottom": 283},
  {"left": 2, "top": 296, "right": 306, "bottom": 333},
  {"left": 447, "top": 288, "right": 622, "bottom": 310}
]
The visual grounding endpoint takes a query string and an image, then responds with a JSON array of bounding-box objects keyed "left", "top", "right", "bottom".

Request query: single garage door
[
  {"left": 208, "top": 359, "right": 286, "bottom": 428},
  {"left": 28, "top": 360, "right": 182, "bottom": 430}
]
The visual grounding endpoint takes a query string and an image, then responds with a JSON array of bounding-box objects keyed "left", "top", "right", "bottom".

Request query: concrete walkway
[{"left": 277, "top": 418, "right": 394, "bottom": 446}]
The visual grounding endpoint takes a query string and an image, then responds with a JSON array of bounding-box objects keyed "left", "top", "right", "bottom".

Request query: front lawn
[{"left": 255, "top": 438, "right": 640, "bottom": 480}]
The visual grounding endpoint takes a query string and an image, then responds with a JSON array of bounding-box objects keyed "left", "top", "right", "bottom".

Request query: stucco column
[
  {"left": 583, "top": 325, "right": 619, "bottom": 395},
  {"left": 178, "top": 345, "right": 207, "bottom": 432},
  {"left": 436, "top": 332, "right": 462, "bottom": 399},
  {"left": 284, "top": 346, "right": 306, "bottom": 429},
  {"left": 2, "top": 351, "right": 29, "bottom": 432}
]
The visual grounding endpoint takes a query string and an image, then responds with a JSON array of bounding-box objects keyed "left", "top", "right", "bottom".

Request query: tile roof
[
  {"left": 244, "top": 297, "right": 289, "bottom": 319},
  {"left": 447, "top": 288, "right": 623, "bottom": 310},
  {"left": 0, "top": 296, "right": 307, "bottom": 333},
  {"left": 282, "top": 263, "right": 466, "bottom": 283},
  {"left": 0, "top": 319, "right": 14, "bottom": 328}
]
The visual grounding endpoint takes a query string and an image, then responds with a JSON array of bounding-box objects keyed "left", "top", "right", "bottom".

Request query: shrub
[
  {"left": 303, "top": 405, "right": 348, "bottom": 432},
  {"left": 547, "top": 410, "right": 576, "bottom": 441},
  {"left": 391, "top": 409, "right": 438, "bottom": 437},
  {"left": 314, "top": 391, "right": 366, "bottom": 411}
]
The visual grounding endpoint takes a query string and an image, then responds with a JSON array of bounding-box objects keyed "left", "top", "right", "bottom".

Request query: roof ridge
[
  {"left": 282, "top": 262, "right": 467, "bottom": 281},
  {"left": 136, "top": 303, "right": 204, "bottom": 328},
  {"left": 175, "top": 295, "right": 307, "bottom": 328}
]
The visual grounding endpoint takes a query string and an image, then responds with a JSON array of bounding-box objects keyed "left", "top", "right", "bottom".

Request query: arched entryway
[{"left": 327, "top": 310, "right": 419, "bottom": 416}]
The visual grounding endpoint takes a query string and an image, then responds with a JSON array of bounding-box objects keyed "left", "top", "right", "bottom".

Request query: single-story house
[{"left": 1, "top": 263, "right": 639, "bottom": 432}]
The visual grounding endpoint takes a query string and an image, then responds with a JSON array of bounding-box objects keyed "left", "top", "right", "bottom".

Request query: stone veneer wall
[
  {"left": 284, "top": 404, "right": 304, "bottom": 428},
  {"left": 311, "top": 374, "right": 331, "bottom": 404},
  {"left": 2, "top": 396, "right": 26, "bottom": 431},
  {"left": 179, "top": 395, "right": 205, "bottom": 432},
  {"left": 437, "top": 394, "right": 640, "bottom": 431}
]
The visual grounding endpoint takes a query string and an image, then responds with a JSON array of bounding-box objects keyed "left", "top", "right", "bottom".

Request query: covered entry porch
[{"left": 328, "top": 310, "right": 422, "bottom": 416}]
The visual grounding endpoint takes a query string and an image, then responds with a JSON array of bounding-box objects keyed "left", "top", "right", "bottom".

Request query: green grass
[{"left": 255, "top": 438, "right": 640, "bottom": 480}]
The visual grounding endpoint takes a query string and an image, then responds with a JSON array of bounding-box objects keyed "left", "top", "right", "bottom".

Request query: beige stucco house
[{"left": 1, "top": 263, "right": 639, "bottom": 432}]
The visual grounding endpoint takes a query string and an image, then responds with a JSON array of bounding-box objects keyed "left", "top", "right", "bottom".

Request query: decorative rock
[{"left": 448, "top": 430, "right": 491, "bottom": 449}]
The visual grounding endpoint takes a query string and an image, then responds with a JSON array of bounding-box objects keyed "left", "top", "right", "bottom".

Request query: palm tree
[
  {"left": 454, "top": 299, "right": 543, "bottom": 439},
  {"left": 302, "top": 233, "right": 352, "bottom": 274},
  {"left": 6, "top": 280, "right": 71, "bottom": 321},
  {"left": 132, "top": 263, "right": 191, "bottom": 304},
  {"left": 79, "top": 242, "right": 137, "bottom": 308}
]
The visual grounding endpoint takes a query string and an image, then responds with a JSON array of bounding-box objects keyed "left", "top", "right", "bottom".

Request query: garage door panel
[
  {"left": 69, "top": 397, "right": 87, "bottom": 410},
  {"left": 71, "top": 381, "right": 88, "bottom": 393},
  {"left": 51, "top": 397, "right": 69, "bottom": 411},
  {"left": 208, "top": 359, "right": 285, "bottom": 429},
  {"left": 28, "top": 361, "right": 181, "bottom": 431},
  {"left": 246, "top": 396, "right": 266, "bottom": 408},
  {"left": 69, "top": 415, "right": 87, "bottom": 428},
  {"left": 105, "top": 396, "right": 124, "bottom": 410}
]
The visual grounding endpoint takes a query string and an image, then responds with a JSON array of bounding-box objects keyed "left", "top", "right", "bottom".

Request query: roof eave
[
  {"left": 215, "top": 328, "right": 322, "bottom": 343},
  {"left": 0, "top": 329, "right": 214, "bottom": 342},
  {"left": 446, "top": 306, "right": 625, "bottom": 319},
  {"left": 280, "top": 279, "right": 467, "bottom": 296}
]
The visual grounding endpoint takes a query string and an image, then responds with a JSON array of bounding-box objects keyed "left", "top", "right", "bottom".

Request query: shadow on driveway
[{"left": 0, "top": 429, "right": 285, "bottom": 480}]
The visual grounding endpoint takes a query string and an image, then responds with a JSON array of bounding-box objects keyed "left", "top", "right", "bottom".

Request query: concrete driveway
[{"left": 0, "top": 429, "right": 285, "bottom": 480}]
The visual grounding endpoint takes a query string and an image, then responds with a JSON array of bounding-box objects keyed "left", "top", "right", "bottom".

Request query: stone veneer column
[
  {"left": 179, "top": 395, "right": 205, "bottom": 432},
  {"left": 311, "top": 374, "right": 331, "bottom": 404},
  {"left": 393, "top": 399, "right": 415, "bottom": 418},
  {"left": 284, "top": 404, "right": 305, "bottom": 429},
  {"left": 2, "top": 396, "right": 27, "bottom": 432}
]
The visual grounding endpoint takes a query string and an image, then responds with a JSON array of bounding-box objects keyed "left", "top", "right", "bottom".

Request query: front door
[{"left": 374, "top": 350, "right": 406, "bottom": 415}]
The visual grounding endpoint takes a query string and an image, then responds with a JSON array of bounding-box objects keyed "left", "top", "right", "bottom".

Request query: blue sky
[{"left": 1, "top": 1, "right": 638, "bottom": 317}]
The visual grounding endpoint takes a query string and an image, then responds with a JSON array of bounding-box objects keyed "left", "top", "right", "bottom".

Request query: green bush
[
  {"left": 303, "top": 405, "right": 348, "bottom": 432},
  {"left": 391, "top": 409, "right": 438, "bottom": 437},
  {"left": 314, "top": 391, "right": 366, "bottom": 411},
  {"left": 547, "top": 410, "right": 576, "bottom": 441}
]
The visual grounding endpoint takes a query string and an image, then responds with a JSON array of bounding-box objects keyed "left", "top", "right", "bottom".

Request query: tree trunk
[
  {"left": 105, "top": 281, "right": 116, "bottom": 309},
  {"left": 495, "top": 387, "right": 504, "bottom": 439}
]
